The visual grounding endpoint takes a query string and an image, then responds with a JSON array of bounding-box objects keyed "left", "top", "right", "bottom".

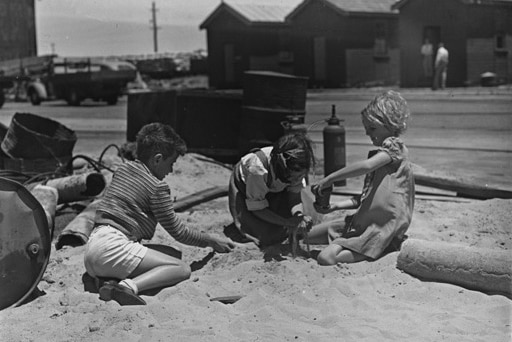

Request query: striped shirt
[{"left": 95, "top": 160, "right": 208, "bottom": 247}]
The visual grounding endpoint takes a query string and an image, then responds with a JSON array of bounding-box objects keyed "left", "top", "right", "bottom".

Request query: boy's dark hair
[
  {"left": 270, "top": 133, "right": 315, "bottom": 182},
  {"left": 135, "top": 123, "right": 187, "bottom": 162}
]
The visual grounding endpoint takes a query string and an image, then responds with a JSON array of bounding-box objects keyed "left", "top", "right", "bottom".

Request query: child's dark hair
[
  {"left": 135, "top": 123, "right": 187, "bottom": 162},
  {"left": 270, "top": 133, "right": 315, "bottom": 182}
]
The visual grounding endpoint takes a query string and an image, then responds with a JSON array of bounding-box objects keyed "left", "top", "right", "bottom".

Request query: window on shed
[
  {"left": 495, "top": 32, "right": 506, "bottom": 50},
  {"left": 494, "top": 32, "right": 508, "bottom": 57}
]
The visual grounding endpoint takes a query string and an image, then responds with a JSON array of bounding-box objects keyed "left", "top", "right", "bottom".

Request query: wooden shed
[
  {"left": 200, "top": 0, "right": 400, "bottom": 89},
  {"left": 199, "top": 2, "right": 296, "bottom": 89},
  {"left": 392, "top": 0, "right": 512, "bottom": 87},
  {"left": 286, "top": 0, "right": 400, "bottom": 88},
  {"left": 0, "top": 0, "right": 37, "bottom": 62}
]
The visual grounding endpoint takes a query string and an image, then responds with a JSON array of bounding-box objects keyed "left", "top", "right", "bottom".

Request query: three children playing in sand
[{"left": 84, "top": 90, "right": 414, "bottom": 305}]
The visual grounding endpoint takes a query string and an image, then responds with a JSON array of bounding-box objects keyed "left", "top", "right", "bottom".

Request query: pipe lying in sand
[
  {"left": 56, "top": 184, "right": 224, "bottom": 249},
  {"left": 397, "top": 239, "right": 512, "bottom": 297},
  {"left": 45, "top": 172, "right": 106, "bottom": 204},
  {"left": 30, "top": 184, "right": 59, "bottom": 229},
  {"left": 56, "top": 198, "right": 101, "bottom": 249}
]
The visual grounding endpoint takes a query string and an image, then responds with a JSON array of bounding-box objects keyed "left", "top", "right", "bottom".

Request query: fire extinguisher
[{"left": 323, "top": 104, "right": 346, "bottom": 186}]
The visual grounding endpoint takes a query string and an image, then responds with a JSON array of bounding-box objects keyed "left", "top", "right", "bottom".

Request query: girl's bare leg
[
  {"left": 317, "top": 244, "right": 367, "bottom": 265},
  {"left": 307, "top": 218, "right": 346, "bottom": 244}
]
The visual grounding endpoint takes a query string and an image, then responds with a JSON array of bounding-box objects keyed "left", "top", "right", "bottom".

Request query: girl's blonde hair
[{"left": 361, "top": 90, "right": 410, "bottom": 136}]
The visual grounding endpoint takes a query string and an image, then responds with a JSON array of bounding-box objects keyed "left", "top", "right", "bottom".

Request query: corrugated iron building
[
  {"left": 393, "top": 0, "right": 512, "bottom": 87},
  {"left": 200, "top": 2, "right": 293, "bottom": 89},
  {"left": 287, "top": 0, "right": 399, "bottom": 88},
  {"left": 200, "top": 0, "right": 400, "bottom": 89},
  {"left": 0, "top": 0, "right": 37, "bottom": 62}
]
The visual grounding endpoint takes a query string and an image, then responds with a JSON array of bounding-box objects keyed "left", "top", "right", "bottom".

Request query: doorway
[
  {"left": 224, "top": 44, "right": 235, "bottom": 85},
  {"left": 421, "top": 26, "right": 441, "bottom": 85},
  {"left": 313, "top": 36, "right": 326, "bottom": 86}
]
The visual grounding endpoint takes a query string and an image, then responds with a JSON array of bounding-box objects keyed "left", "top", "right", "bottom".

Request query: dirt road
[{"left": 1, "top": 87, "right": 511, "bottom": 189}]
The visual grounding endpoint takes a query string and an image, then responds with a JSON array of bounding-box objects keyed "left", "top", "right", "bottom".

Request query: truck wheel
[
  {"left": 67, "top": 89, "right": 81, "bottom": 106},
  {"left": 28, "top": 89, "right": 41, "bottom": 105},
  {"left": 0, "top": 91, "right": 5, "bottom": 108},
  {"left": 106, "top": 96, "right": 118, "bottom": 105}
]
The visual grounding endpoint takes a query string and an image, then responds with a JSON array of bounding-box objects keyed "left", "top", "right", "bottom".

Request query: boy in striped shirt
[{"left": 84, "top": 123, "right": 234, "bottom": 305}]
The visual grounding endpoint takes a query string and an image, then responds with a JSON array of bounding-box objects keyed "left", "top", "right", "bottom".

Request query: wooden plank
[
  {"left": 173, "top": 186, "right": 228, "bottom": 212},
  {"left": 414, "top": 173, "right": 512, "bottom": 199},
  {"left": 411, "top": 163, "right": 512, "bottom": 199},
  {"left": 331, "top": 190, "right": 473, "bottom": 203}
]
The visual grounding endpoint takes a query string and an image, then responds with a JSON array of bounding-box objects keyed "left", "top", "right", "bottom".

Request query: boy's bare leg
[
  {"left": 129, "top": 249, "right": 191, "bottom": 293},
  {"left": 317, "top": 244, "right": 367, "bottom": 265}
]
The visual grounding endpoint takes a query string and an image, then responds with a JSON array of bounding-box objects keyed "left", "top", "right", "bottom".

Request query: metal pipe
[
  {"left": 30, "top": 184, "right": 58, "bottom": 229},
  {"left": 45, "top": 172, "right": 106, "bottom": 204}
]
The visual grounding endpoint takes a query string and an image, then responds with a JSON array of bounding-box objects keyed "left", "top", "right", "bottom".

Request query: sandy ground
[{"left": 0, "top": 150, "right": 511, "bottom": 342}]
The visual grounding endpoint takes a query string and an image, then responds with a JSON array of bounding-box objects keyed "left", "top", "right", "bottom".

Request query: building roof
[
  {"left": 200, "top": 1, "right": 300, "bottom": 28},
  {"left": 228, "top": 2, "right": 296, "bottom": 22},
  {"left": 201, "top": 0, "right": 398, "bottom": 29},
  {"left": 325, "top": 0, "right": 398, "bottom": 13},
  {"left": 392, "top": 0, "right": 512, "bottom": 10},
  {"left": 287, "top": 0, "right": 398, "bottom": 20}
]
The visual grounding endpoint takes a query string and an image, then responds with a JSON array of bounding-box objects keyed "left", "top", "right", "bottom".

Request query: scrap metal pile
[{"left": 0, "top": 112, "right": 119, "bottom": 310}]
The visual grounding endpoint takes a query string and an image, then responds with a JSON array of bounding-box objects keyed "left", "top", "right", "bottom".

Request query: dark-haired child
[
  {"left": 228, "top": 133, "right": 315, "bottom": 247},
  {"left": 84, "top": 123, "right": 234, "bottom": 305}
]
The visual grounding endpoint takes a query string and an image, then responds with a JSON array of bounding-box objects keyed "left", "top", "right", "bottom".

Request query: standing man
[
  {"left": 432, "top": 43, "right": 449, "bottom": 90},
  {"left": 421, "top": 38, "right": 433, "bottom": 78}
]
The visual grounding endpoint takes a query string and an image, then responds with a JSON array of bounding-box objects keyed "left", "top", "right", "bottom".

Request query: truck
[{"left": 0, "top": 55, "right": 137, "bottom": 107}]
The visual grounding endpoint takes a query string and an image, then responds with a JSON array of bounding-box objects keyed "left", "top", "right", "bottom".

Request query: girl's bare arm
[{"left": 318, "top": 151, "right": 392, "bottom": 190}]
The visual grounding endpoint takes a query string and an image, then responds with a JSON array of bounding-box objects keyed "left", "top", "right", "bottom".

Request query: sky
[
  {"left": 36, "top": 0, "right": 221, "bottom": 27},
  {"left": 35, "top": 0, "right": 302, "bottom": 57}
]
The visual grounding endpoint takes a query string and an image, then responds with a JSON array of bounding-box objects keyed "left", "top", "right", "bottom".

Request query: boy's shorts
[{"left": 84, "top": 225, "right": 147, "bottom": 279}]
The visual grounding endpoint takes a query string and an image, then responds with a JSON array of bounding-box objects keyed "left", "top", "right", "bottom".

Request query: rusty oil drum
[{"left": 0, "top": 177, "right": 51, "bottom": 310}]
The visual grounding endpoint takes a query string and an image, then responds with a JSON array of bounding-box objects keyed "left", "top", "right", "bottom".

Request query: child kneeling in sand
[
  {"left": 228, "top": 133, "right": 315, "bottom": 247},
  {"left": 309, "top": 90, "right": 415, "bottom": 265},
  {"left": 84, "top": 123, "right": 234, "bottom": 305}
]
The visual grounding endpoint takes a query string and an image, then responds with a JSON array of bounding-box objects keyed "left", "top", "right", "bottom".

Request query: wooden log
[{"left": 397, "top": 239, "right": 512, "bottom": 297}]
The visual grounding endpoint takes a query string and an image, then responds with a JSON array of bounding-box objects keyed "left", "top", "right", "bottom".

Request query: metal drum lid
[{"left": 0, "top": 177, "right": 51, "bottom": 310}]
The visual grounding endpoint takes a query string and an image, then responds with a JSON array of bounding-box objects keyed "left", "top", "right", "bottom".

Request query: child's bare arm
[
  {"left": 206, "top": 234, "right": 235, "bottom": 253},
  {"left": 288, "top": 191, "right": 304, "bottom": 216},
  {"left": 317, "top": 151, "right": 392, "bottom": 190},
  {"left": 314, "top": 198, "right": 359, "bottom": 214},
  {"left": 253, "top": 208, "right": 304, "bottom": 228}
]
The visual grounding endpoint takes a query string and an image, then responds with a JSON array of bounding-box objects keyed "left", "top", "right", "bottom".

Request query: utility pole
[{"left": 150, "top": 2, "right": 159, "bottom": 53}]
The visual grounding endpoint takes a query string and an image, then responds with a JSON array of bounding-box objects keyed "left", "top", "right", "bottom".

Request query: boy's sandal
[{"left": 99, "top": 281, "right": 146, "bottom": 306}]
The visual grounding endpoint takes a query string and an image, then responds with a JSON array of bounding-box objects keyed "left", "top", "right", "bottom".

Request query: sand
[{"left": 1, "top": 153, "right": 511, "bottom": 342}]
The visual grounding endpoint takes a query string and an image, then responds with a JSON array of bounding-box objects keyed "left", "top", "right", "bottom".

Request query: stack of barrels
[{"left": 239, "top": 71, "right": 308, "bottom": 153}]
